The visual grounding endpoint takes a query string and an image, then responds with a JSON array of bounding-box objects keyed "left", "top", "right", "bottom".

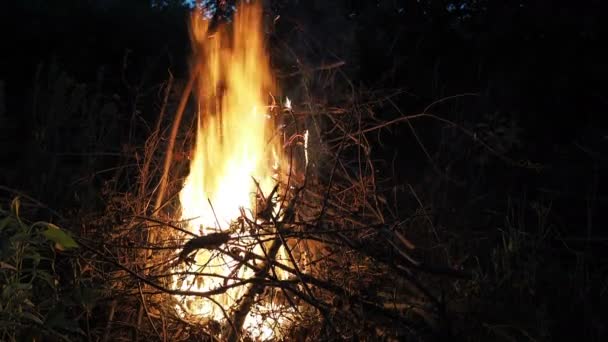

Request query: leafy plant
[{"left": 0, "top": 197, "right": 83, "bottom": 341}]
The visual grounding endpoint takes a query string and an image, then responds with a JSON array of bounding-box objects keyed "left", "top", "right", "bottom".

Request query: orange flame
[
  {"left": 182, "top": 3, "right": 278, "bottom": 231},
  {"left": 172, "top": 2, "right": 288, "bottom": 337}
]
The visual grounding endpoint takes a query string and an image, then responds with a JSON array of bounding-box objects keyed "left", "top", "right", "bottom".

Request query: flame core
[{"left": 172, "top": 2, "right": 288, "bottom": 336}]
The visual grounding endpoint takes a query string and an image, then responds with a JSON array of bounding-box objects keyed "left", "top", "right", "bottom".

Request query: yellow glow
[
  {"left": 171, "top": 2, "right": 290, "bottom": 337},
  {"left": 284, "top": 97, "right": 292, "bottom": 110}
]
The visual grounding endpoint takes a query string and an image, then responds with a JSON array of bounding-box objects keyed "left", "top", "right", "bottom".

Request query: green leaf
[
  {"left": 15, "top": 282, "right": 33, "bottom": 291},
  {"left": 0, "top": 216, "right": 15, "bottom": 231},
  {"left": 24, "top": 252, "right": 41, "bottom": 267},
  {"left": 11, "top": 231, "right": 31, "bottom": 243},
  {"left": 42, "top": 225, "right": 78, "bottom": 250}
]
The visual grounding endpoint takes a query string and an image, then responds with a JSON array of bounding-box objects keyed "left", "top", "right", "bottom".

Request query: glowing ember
[{"left": 171, "top": 2, "right": 290, "bottom": 338}]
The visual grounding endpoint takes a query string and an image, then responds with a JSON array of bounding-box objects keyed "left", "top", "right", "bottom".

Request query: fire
[{"left": 171, "top": 2, "right": 289, "bottom": 339}]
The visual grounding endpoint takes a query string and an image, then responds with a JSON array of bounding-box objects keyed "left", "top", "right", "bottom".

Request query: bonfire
[{"left": 130, "top": 2, "right": 463, "bottom": 340}]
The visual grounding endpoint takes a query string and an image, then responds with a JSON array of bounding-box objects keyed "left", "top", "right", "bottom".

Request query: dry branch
[{"left": 177, "top": 232, "right": 231, "bottom": 264}]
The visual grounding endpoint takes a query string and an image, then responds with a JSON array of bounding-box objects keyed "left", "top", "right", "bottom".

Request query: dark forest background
[{"left": 0, "top": 0, "right": 607, "bottom": 340}]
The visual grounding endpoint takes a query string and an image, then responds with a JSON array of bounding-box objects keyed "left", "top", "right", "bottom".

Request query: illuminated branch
[
  {"left": 225, "top": 236, "right": 283, "bottom": 342},
  {"left": 177, "top": 232, "right": 231, "bottom": 264}
]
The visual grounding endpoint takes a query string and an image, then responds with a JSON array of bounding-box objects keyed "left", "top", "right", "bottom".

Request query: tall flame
[
  {"left": 182, "top": 3, "right": 277, "bottom": 231},
  {"left": 172, "top": 1, "right": 286, "bottom": 335}
]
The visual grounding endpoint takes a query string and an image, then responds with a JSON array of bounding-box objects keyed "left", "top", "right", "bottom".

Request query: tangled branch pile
[{"left": 73, "top": 76, "right": 471, "bottom": 341}]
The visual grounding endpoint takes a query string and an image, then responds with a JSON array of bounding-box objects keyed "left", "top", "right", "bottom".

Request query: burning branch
[{"left": 177, "top": 232, "right": 231, "bottom": 264}]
